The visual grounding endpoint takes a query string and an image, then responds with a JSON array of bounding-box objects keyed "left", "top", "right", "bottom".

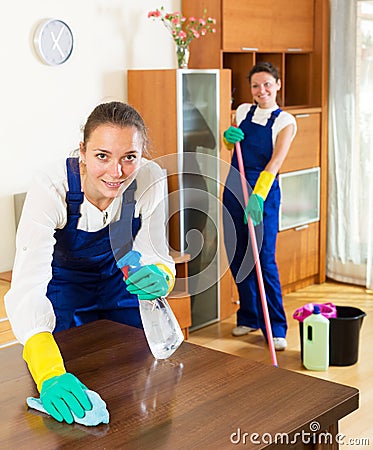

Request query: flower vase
[{"left": 176, "top": 45, "right": 190, "bottom": 69}]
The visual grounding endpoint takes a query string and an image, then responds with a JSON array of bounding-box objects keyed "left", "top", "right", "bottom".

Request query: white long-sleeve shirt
[
  {"left": 5, "top": 156, "right": 175, "bottom": 345},
  {"left": 235, "top": 103, "right": 297, "bottom": 143}
]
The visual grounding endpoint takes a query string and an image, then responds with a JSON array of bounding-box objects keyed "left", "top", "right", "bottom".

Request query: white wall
[{"left": 0, "top": 0, "right": 180, "bottom": 271}]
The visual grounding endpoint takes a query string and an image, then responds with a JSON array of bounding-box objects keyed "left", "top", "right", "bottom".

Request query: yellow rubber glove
[
  {"left": 223, "top": 136, "right": 235, "bottom": 150},
  {"left": 253, "top": 170, "right": 275, "bottom": 200},
  {"left": 23, "top": 332, "right": 66, "bottom": 392}
]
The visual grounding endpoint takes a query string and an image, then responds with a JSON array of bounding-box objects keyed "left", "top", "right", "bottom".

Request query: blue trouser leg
[
  {"left": 223, "top": 179, "right": 260, "bottom": 330},
  {"left": 223, "top": 178, "right": 287, "bottom": 338},
  {"left": 254, "top": 184, "right": 287, "bottom": 338}
]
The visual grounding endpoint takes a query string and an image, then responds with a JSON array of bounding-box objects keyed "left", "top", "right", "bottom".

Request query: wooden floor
[{"left": 188, "top": 281, "right": 373, "bottom": 446}]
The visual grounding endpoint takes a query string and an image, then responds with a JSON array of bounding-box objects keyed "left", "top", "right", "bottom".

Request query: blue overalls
[
  {"left": 46, "top": 157, "right": 142, "bottom": 332},
  {"left": 222, "top": 105, "right": 287, "bottom": 339}
]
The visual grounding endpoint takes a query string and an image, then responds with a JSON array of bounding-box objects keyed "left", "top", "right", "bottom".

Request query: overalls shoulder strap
[
  {"left": 119, "top": 179, "right": 137, "bottom": 220},
  {"left": 245, "top": 104, "right": 257, "bottom": 122},
  {"left": 65, "top": 157, "right": 84, "bottom": 224},
  {"left": 111, "top": 179, "right": 138, "bottom": 262},
  {"left": 266, "top": 108, "right": 282, "bottom": 128}
]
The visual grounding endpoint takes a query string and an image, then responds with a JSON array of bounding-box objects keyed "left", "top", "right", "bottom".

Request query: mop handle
[{"left": 235, "top": 140, "right": 278, "bottom": 367}]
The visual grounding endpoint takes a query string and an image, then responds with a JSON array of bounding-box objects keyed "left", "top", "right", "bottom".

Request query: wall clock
[{"left": 33, "top": 19, "right": 74, "bottom": 66}]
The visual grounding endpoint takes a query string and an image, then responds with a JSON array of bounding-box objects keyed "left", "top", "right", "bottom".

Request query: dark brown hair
[
  {"left": 82, "top": 101, "right": 149, "bottom": 156},
  {"left": 247, "top": 61, "right": 280, "bottom": 83}
]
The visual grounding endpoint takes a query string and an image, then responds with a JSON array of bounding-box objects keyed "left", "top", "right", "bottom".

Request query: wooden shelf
[
  {"left": 169, "top": 251, "right": 191, "bottom": 264},
  {"left": 169, "top": 290, "right": 189, "bottom": 299}
]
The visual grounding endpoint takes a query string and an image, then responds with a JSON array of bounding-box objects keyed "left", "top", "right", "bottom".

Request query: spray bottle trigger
[
  {"left": 121, "top": 265, "right": 142, "bottom": 280},
  {"left": 121, "top": 266, "right": 129, "bottom": 280}
]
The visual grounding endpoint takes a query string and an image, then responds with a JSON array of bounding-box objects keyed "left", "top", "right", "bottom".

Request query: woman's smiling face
[
  {"left": 250, "top": 71, "right": 281, "bottom": 108},
  {"left": 80, "top": 124, "right": 142, "bottom": 210}
]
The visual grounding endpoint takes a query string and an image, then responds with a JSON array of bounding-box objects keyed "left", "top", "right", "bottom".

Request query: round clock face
[{"left": 34, "top": 19, "right": 74, "bottom": 66}]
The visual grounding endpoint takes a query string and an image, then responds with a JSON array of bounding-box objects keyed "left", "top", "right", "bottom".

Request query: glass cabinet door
[
  {"left": 279, "top": 167, "right": 320, "bottom": 231},
  {"left": 177, "top": 70, "right": 220, "bottom": 329}
]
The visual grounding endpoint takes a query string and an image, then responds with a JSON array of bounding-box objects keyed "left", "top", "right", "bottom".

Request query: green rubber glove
[
  {"left": 40, "top": 373, "right": 92, "bottom": 424},
  {"left": 223, "top": 126, "right": 245, "bottom": 144},
  {"left": 125, "top": 265, "right": 170, "bottom": 300},
  {"left": 244, "top": 194, "right": 264, "bottom": 226}
]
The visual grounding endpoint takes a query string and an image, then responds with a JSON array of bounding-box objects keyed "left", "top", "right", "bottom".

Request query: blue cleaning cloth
[{"left": 26, "top": 389, "right": 110, "bottom": 426}]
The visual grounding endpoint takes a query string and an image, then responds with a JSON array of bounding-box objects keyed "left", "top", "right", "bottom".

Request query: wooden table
[{"left": 0, "top": 320, "right": 358, "bottom": 449}]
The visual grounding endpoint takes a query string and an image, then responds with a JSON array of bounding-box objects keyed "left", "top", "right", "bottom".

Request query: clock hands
[{"left": 51, "top": 25, "right": 66, "bottom": 58}]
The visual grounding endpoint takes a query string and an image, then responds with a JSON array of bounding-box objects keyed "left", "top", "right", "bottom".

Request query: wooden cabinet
[
  {"left": 276, "top": 222, "right": 320, "bottom": 291},
  {"left": 184, "top": 0, "right": 326, "bottom": 106},
  {"left": 219, "top": 242, "right": 240, "bottom": 320},
  {"left": 221, "top": 0, "right": 314, "bottom": 52},
  {"left": 183, "top": 0, "right": 329, "bottom": 295},
  {"left": 280, "top": 109, "right": 321, "bottom": 173}
]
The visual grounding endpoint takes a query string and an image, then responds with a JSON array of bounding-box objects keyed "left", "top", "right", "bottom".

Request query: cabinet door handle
[
  {"left": 294, "top": 224, "right": 309, "bottom": 231},
  {"left": 295, "top": 114, "right": 310, "bottom": 118},
  {"left": 241, "top": 47, "right": 259, "bottom": 51},
  {"left": 287, "top": 48, "right": 303, "bottom": 52}
]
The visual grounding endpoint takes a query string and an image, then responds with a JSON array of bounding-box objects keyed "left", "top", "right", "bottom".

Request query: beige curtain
[{"left": 327, "top": 0, "right": 373, "bottom": 289}]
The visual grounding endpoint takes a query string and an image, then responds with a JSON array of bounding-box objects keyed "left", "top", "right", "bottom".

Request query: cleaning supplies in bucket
[
  {"left": 293, "top": 302, "right": 337, "bottom": 322},
  {"left": 294, "top": 303, "right": 366, "bottom": 366}
]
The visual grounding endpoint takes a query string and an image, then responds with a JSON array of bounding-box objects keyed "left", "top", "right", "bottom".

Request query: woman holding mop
[{"left": 222, "top": 62, "right": 297, "bottom": 351}]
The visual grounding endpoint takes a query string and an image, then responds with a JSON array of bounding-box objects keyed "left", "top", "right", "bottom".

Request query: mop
[{"left": 235, "top": 140, "right": 278, "bottom": 367}]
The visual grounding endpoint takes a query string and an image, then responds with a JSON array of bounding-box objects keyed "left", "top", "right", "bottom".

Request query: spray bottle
[{"left": 117, "top": 251, "right": 184, "bottom": 359}]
